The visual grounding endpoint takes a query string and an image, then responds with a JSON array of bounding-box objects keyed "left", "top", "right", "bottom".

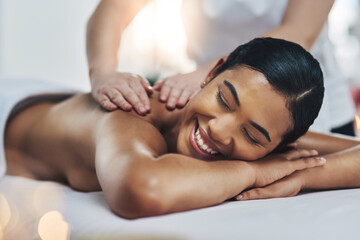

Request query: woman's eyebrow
[
  {"left": 249, "top": 120, "right": 271, "bottom": 142},
  {"left": 223, "top": 80, "right": 240, "bottom": 106}
]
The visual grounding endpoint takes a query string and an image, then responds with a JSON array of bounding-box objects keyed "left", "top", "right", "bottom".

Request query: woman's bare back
[{"left": 4, "top": 93, "right": 172, "bottom": 191}]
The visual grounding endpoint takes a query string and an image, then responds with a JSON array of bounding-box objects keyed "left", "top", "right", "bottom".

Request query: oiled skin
[
  {"left": 4, "top": 68, "right": 360, "bottom": 218},
  {"left": 5, "top": 92, "right": 173, "bottom": 190}
]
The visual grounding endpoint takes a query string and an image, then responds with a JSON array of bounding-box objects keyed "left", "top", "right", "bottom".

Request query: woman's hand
[
  {"left": 236, "top": 173, "right": 303, "bottom": 201},
  {"left": 153, "top": 70, "right": 204, "bottom": 110},
  {"left": 90, "top": 70, "right": 153, "bottom": 114},
  {"left": 248, "top": 149, "right": 325, "bottom": 189}
]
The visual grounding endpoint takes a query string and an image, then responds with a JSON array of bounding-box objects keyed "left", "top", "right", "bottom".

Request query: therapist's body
[{"left": 86, "top": 0, "right": 355, "bottom": 135}]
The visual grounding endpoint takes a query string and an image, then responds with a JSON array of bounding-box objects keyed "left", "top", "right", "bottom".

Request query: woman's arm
[
  {"left": 297, "top": 131, "right": 360, "bottom": 155},
  {"left": 237, "top": 133, "right": 360, "bottom": 200},
  {"left": 300, "top": 144, "right": 360, "bottom": 190},
  {"left": 94, "top": 113, "right": 325, "bottom": 219}
]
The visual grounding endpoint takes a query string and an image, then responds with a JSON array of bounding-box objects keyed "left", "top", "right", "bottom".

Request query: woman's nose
[{"left": 208, "top": 116, "right": 234, "bottom": 146}]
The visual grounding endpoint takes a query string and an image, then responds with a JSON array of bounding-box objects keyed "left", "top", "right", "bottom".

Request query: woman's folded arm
[
  {"left": 298, "top": 144, "right": 360, "bottom": 190},
  {"left": 238, "top": 133, "right": 360, "bottom": 201},
  {"left": 96, "top": 143, "right": 325, "bottom": 219},
  {"left": 296, "top": 131, "right": 360, "bottom": 189},
  {"left": 96, "top": 151, "right": 255, "bottom": 219}
]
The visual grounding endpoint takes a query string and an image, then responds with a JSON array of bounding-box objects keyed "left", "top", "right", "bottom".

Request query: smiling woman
[
  {"left": 176, "top": 37, "right": 324, "bottom": 160},
  {"left": 3, "top": 38, "right": 348, "bottom": 219}
]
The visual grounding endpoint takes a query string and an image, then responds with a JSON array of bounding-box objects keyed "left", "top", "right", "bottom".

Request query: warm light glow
[
  {"left": 33, "top": 183, "right": 64, "bottom": 214},
  {"left": 118, "top": 0, "right": 195, "bottom": 78},
  {"left": 0, "top": 227, "right": 3, "bottom": 240},
  {"left": 355, "top": 115, "right": 360, "bottom": 129},
  {"left": 0, "top": 194, "right": 11, "bottom": 230},
  {"left": 38, "top": 211, "right": 69, "bottom": 240}
]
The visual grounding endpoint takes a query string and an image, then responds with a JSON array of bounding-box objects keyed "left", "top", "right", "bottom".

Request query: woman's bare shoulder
[
  {"left": 83, "top": 96, "right": 168, "bottom": 159},
  {"left": 53, "top": 92, "right": 171, "bottom": 158}
]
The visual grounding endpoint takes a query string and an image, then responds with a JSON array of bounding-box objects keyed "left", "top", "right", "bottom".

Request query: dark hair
[{"left": 215, "top": 37, "right": 324, "bottom": 150}]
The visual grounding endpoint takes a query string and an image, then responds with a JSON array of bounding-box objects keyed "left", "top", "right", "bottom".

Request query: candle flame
[{"left": 356, "top": 115, "right": 360, "bottom": 130}]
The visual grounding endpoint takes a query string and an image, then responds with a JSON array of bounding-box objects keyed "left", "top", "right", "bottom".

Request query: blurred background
[{"left": 0, "top": 0, "right": 359, "bottom": 101}]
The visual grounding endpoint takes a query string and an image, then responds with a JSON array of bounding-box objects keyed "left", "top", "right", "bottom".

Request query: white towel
[{"left": 0, "top": 77, "right": 77, "bottom": 179}]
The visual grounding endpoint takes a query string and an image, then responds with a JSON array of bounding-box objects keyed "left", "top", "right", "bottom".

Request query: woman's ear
[{"left": 201, "top": 56, "right": 228, "bottom": 88}]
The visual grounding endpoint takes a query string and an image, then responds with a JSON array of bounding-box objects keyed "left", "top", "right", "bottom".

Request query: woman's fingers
[
  {"left": 286, "top": 142, "right": 298, "bottom": 148},
  {"left": 283, "top": 149, "right": 318, "bottom": 160},
  {"left": 292, "top": 156, "right": 326, "bottom": 171},
  {"left": 236, "top": 188, "right": 271, "bottom": 201},
  {"left": 236, "top": 174, "right": 303, "bottom": 201},
  {"left": 252, "top": 153, "right": 326, "bottom": 188}
]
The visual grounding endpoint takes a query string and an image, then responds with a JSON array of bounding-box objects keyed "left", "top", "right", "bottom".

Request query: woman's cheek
[{"left": 233, "top": 144, "right": 266, "bottom": 161}]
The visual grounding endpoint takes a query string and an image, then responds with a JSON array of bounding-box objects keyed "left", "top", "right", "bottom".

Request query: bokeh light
[
  {"left": 38, "top": 211, "right": 69, "bottom": 240},
  {"left": 0, "top": 194, "right": 11, "bottom": 230}
]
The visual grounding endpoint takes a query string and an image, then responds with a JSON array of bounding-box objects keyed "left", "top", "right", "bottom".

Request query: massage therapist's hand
[
  {"left": 247, "top": 149, "right": 326, "bottom": 190},
  {"left": 90, "top": 70, "right": 153, "bottom": 114},
  {"left": 154, "top": 70, "right": 204, "bottom": 110}
]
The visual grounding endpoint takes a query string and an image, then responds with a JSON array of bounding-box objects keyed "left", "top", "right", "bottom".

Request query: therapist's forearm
[
  {"left": 299, "top": 145, "right": 360, "bottom": 190},
  {"left": 86, "top": 0, "right": 149, "bottom": 78},
  {"left": 87, "top": 0, "right": 122, "bottom": 76},
  {"left": 262, "top": 0, "right": 334, "bottom": 50}
]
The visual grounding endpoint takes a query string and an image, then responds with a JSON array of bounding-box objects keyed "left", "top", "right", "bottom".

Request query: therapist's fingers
[
  {"left": 153, "top": 79, "right": 164, "bottom": 91},
  {"left": 167, "top": 87, "right": 184, "bottom": 109},
  {"left": 107, "top": 88, "right": 132, "bottom": 111},
  {"left": 176, "top": 87, "right": 193, "bottom": 107},
  {"left": 99, "top": 94, "right": 118, "bottom": 111},
  {"left": 138, "top": 75, "right": 154, "bottom": 95},
  {"left": 159, "top": 80, "right": 174, "bottom": 102},
  {"left": 120, "top": 86, "right": 149, "bottom": 115},
  {"left": 128, "top": 77, "right": 151, "bottom": 112}
]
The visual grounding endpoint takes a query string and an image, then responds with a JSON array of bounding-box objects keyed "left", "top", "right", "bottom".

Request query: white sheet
[{"left": 1, "top": 175, "right": 360, "bottom": 240}]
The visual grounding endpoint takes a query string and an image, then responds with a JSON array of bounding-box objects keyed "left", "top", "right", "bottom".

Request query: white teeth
[{"left": 195, "top": 127, "right": 218, "bottom": 155}]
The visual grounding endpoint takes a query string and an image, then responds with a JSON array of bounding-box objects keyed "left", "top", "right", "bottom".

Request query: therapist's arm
[
  {"left": 87, "top": 0, "right": 153, "bottom": 114},
  {"left": 263, "top": 0, "right": 335, "bottom": 51}
]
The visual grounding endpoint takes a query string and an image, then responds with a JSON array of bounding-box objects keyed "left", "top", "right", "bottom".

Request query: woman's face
[{"left": 176, "top": 65, "right": 292, "bottom": 161}]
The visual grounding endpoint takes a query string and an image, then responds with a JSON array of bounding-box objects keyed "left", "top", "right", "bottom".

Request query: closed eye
[
  {"left": 216, "top": 90, "right": 230, "bottom": 111},
  {"left": 242, "top": 127, "right": 260, "bottom": 146}
]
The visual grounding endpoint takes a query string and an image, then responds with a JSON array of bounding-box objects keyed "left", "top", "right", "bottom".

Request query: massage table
[{"left": 1, "top": 175, "right": 360, "bottom": 240}]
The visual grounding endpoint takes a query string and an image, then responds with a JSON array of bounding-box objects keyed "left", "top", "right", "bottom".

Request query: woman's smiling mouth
[{"left": 189, "top": 118, "right": 223, "bottom": 160}]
